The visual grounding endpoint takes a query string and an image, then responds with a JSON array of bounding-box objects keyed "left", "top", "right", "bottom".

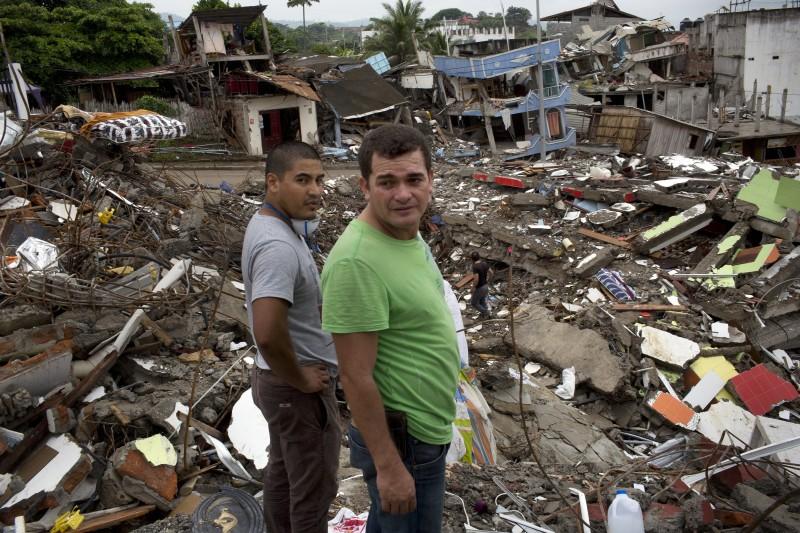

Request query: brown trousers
[{"left": 251, "top": 367, "right": 341, "bottom": 533}]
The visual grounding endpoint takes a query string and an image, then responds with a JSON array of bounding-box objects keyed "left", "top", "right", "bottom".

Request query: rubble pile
[
  {"left": 1, "top": 103, "right": 800, "bottom": 532},
  {"left": 407, "top": 147, "right": 800, "bottom": 531}
]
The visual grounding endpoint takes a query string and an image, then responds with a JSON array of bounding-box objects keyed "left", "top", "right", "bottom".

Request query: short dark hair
[
  {"left": 265, "top": 141, "right": 321, "bottom": 178},
  {"left": 358, "top": 124, "right": 431, "bottom": 179},
  {"left": 471, "top": 251, "right": 480, "bottom": 261}
]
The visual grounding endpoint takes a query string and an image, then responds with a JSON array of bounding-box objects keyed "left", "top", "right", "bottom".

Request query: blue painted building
[{"left": 433, "top": 40, "right": 576, "bottom": 159}]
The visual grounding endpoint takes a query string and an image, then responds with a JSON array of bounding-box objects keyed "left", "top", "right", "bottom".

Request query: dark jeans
[
  {"left": 470, "top": 284, "right": 490, "bottom": 316},
  {"left": 349, "top": 425, "right": 449, "bottom": 533},
  {"left": 251, "top": 367, "right": 341, "bottom": 533}
]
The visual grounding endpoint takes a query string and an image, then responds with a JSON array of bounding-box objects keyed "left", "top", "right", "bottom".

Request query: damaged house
[
  {"left": 542, "top": 0, "right": 643, "bottom": 45},
  {"left": 434, "top": 39, "right": 576, "bottom": 160}
]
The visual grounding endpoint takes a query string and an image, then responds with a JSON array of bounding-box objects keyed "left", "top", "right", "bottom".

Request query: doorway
[{"left": 260, "top": 107, "right": 301, "bottom": 153}]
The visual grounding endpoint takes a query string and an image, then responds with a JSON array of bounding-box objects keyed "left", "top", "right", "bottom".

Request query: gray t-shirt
[{"left": 242, "top": 212, "right": 337, "bottom": 370}]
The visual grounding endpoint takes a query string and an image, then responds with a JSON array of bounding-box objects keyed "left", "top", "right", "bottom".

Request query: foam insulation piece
[{"left": 228, "top": 388, "right": 270, "bottom": 470}]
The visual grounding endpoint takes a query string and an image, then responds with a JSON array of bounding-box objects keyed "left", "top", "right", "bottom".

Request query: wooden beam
[
  {"left": 74, "top": 505, "right": 156, "bottom": 532},
  {"left": 577, "top": 227, "right": 632, "bottom": 249},
  {"left": 177, "top": 411, "right": 224, "bottom": 441},
  {"left": 611, "top": 304, "right": 689, "bottom": 312}
]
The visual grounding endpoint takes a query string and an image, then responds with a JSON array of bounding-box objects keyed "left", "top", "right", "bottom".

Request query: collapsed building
[{"left": 433, "top": 40, "right": 576, "bottom": 160}]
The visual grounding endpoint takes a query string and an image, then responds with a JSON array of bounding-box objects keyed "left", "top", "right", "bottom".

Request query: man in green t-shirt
[{"left": 321, "top": 124, "right": 459, "bottom": 532}]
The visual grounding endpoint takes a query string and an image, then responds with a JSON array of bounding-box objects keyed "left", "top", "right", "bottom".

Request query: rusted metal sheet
[{"left": 249, "top": 72, "right": 320, "bottom": 102}]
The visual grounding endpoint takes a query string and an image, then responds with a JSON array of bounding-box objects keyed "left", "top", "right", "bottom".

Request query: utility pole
[
  {"left": 499, "top": 1, "right": 511, "bottom": 51},
  {"left": 535, "top": 0, "right": 547, "bottom": 161}
]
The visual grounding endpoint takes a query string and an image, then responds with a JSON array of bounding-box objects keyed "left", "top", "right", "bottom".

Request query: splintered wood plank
[{"left": 577, "top": 228, "right": 632, "bottom": 249}]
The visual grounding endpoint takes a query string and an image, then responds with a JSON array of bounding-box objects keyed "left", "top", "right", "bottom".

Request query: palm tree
[
  {"left": 287, "top": 0, "right": 319, "bottom": 51},
  {"left": 368, "top": 0, "right": 425, "bottom": 61},
  {"left": 421, "top": 31, "right": 448, "bottom": 56}
]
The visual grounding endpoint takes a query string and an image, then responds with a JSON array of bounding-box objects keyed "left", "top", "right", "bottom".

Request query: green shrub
[{"left": 134, "top": 95, "right": 177, "bottom": 117}]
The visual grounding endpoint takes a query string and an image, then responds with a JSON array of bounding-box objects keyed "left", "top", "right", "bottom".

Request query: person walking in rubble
[
  {"left": 321, "top": 124, "right": 460, "bottom": 533},
  {"left": 469, "top": 251, "right": 491, "bottom": 319},
  {"left": 242, "top": 141, "right": 340, "bottom": 533}
]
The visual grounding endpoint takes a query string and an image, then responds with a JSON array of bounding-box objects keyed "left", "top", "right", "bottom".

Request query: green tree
[
  {"left": 0, "top": 0, "right": 163, "bottom": 102},
  {"left": 429, "top": 8, "right": 469, "bottom": 22},
  {"left": 192, "top": 0, "right": 228, "bottom": 10},
  {"left": 505, "top": 6, "right": 531, "bottom": 30},
  {"left": 420, "top": 31, "right": 447, "bottom": 55},
  {"left": 366, "top": 0, "right": 425, "bottom": 61},
  {"left": 286, "top": 0, "right": 319, "bottom": 50}
]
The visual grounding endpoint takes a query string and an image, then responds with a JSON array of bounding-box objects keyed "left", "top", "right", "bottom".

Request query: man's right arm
[
  {"left": 333, "top": 332, "right": 416, "bottom": 514},
  {"left": 251, "top": 297, "right": 328, "bottom": 393}
]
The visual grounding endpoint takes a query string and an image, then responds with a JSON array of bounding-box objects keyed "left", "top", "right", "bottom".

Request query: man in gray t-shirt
[{"left": 242, "top": 142, "right": 339, "bottom": 533}]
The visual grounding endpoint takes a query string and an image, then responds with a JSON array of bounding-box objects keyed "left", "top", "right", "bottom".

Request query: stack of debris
[{"left": 2, "top": 103, "right": 800, "bottom": 532}]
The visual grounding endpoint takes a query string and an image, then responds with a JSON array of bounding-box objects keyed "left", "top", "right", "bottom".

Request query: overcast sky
[{"left": 144, "top": 0, "right": 794, "bottom": 25}]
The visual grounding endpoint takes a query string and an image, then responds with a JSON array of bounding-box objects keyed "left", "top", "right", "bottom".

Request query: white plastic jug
[{"left": 607, "top": 490, "right": 645, "bottom": 533}]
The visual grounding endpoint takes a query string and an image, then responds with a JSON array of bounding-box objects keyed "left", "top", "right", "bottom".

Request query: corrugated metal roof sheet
[
  {"left": 315, "top": 64, "right": 406, "bottom": 119},
  {"left": 246, "top": 72, "right": 321, "bottom": 102},
  {"left": 66, "top": 65, "right": 210, "bottom": 85}
]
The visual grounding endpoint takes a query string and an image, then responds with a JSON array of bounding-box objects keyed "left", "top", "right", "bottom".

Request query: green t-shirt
[{"left": 321, "top": 219, "right": 459, "bottom": 445}]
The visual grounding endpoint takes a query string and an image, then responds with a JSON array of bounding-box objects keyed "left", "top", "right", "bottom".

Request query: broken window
[{"left": 689, "top": 134, "right": 699, "bottom": 150}]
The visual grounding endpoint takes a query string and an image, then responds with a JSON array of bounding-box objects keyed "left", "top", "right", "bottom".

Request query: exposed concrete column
[
  {"left": 765, "top": 85, "right": 772, "bottom": 119},
  {"left": 477, "top": 80, "right": 497, "bottom": 154},
  {"left": 691, "top": 94, "right": 697, "bottom": 123},
  {"left": 261, "top": 14, "right": 276, "bottom": 71},
  {"left": 191, "top": 15, "right": 208, "bottom": 66},
  {"left": 734, "top": 95, "right": 740, "bottom": 128},
  {"left": 755, "top": 96, "right": 762, "bottom": 132},
  {"left": 706, "top": 98, "right": 713, "bottom": 125},
  {"left": 781, "top": 88, "right": 788, "bottom": 123},
  {"left": 168, "top": 15, "right": 183, "bottom": 62},
  {"left": 720, "top": 88, "right": 726, "bottom": 125},
  {"left": 751, "top": 79, "right": 757, "bottom": 112}
]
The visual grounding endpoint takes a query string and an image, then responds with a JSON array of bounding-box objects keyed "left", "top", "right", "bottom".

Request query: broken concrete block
[
  {"left": 752, "top": 416, "right": 800, "bottom": 470},
  {"left": 586, "top": 209, "right": 622, "bottom": 227},
  {"left": 178, "top": 349, "right": 219, "bottom": 364},
  {"left": 505, "top": 303, "right": 626, "bottom": 395},
  {"left": 732, "top": 484, "right": 800, "bottom": 532},
  {"left": 729, "top": 364, "right": 800, "bottom": 416},
  {"left": 511, "top": 192, "right": 551, "bottom": 209},
  {"left": 46, "top": 405, "right": 76, "bottom": 434},
  {"left": 639, "top": 326, "right": 700, "bottom": 368},
  {"left": 644, "top": 502, "right": 685, "bottom": 533},
  {"left": 158, "top": 237, "right": 193, "bottom": 258},
  {"left": 0, "top": 305, "right": 51, "bottom": 336},
  {"left": 0, "top": 342, "right": 72, "bottom": 398},
  {"left": 0, "top": 435, "right": 92, "bottom": 523},
  {"left": 179, "top": 207, "right": 207, "bottom": 232},
  {"left": 0, "top": 323, "right": 75, "bottom": 362},
  {"left": 0, "top": 474, "right": 24, "bottom": 508},
  {"left": 696, "top": 400, "right": 756, "bottom": 448},
  {"left": 105, "top": 434, "right": 177, "bottom": 510},
  {"left": 0, "top": 389, "right": 33, "bottom": 426},
  {"left": 634, "top": 203, "right": 712, "bottom": 254},
  {"left": 489, "top": 379, "right": 628, "bottom": 468},
  {"left": 574, "top": 247, "right": 616, "bottom": 278}
]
